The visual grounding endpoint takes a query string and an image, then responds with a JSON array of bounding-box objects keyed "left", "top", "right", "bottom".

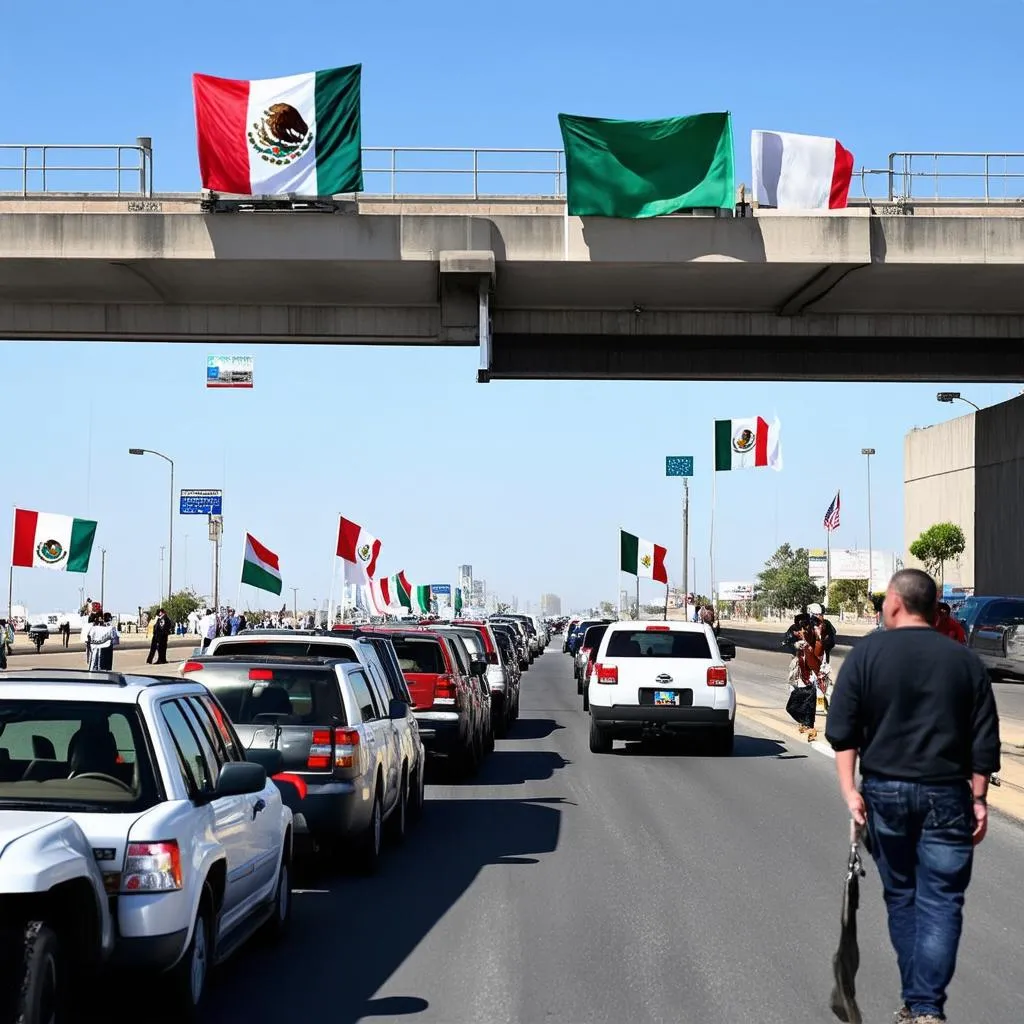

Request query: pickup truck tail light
[
  {"left": 434, "top": 674, "right": 457, "bottom": 705},
  {"left": 122, "top": 841, "right": 182, "bottom": 893},
  {"left": 595, "top": 664, "right": 618, "bottom": 685},
  {"left": 181, "top": 661, "right": 204, "bottom": 673},
  {"left": 308, "top": 728, "right": 362, "bottom": 770},
  {"left": 706, "top": 666, "right": 728, "bottom": 687}
]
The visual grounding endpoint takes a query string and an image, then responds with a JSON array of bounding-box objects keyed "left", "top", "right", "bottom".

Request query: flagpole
[
  {"left": 327, "top": 556, "right": 338, "bottom": 627},
  {"left": 235, "top": 531, "right": 245, "bottom": 614},
  {"left": 8, "top": 506, "right": 15, "bottom": 621},
  {"left": 635, "top": 574, "right": 640, "bottom": 621},
  {"left": 826, "top": 521, "right": 832, "bottom": 605},
  {"left": 664, "top": 580, "right": 669, "bottom": 621},
  {"left": 710, "top": 462, "right": 717, "bottom": 607}
]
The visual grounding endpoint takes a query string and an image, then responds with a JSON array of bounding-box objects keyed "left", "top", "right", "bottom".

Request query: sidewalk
[
  {"left": 5, "top": 635, "right": 196, "bottom": 659},
  {"left": 735, "top": 677, "right": 1024, "bottom": 823}
]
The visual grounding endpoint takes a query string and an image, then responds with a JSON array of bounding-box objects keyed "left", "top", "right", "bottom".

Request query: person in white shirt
[{"left": 198, "top": 609, "right": 218, "bottom": 651}]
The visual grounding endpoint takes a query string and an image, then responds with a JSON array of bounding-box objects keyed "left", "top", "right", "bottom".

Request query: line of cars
[
  {"left": 563, "top": 615, "right": 738, "bottom": 755},
  {"left": 0, "top": 613, "right": 549, "bottom": 1023}
]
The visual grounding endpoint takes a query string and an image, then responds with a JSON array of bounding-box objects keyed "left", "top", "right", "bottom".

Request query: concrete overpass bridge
[{"left": 2, "top": 142, "right": 1024, "bottom": 381}]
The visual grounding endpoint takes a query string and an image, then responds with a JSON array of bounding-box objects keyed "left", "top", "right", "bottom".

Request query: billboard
[
  {"left": 207, "top": 355, "right": 253, "bottom": 388},
  {"left": 719, "top": 581, "right": 755, "bottom": 601},
  {"left": 809, "top": 548, "right": 897, "bottom": 591}
]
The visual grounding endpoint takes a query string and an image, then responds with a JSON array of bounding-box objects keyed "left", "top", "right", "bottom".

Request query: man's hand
[
  {"left": 973, "top": 799, "right": 988, "bottom": 845},
  {"left": 844, "top": 789, "right": 867, "bottom": 826}
]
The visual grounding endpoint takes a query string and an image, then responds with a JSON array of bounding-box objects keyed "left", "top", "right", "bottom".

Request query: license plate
[{"left": 653, "top": 690, "right": 679, "bottom": 706}]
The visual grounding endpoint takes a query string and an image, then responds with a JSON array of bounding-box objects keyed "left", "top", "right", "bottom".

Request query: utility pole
[
  {"left": 682, "top": 478, "right": 690, "bottom": 610},
  {"left": 862, "top": 448, "right": 876, "bottom": 594},
  {"left": 100, "top": 548, "right": 106, "bottom": 609},
  {"left": 291, "top": 587, "right": 299, "bottom": 623}
]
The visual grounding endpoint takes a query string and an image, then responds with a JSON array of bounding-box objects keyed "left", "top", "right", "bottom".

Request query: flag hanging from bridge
[
  {"left": 824, "top": 492, "right": 841, "bottom": 532},
  {"left": 558, "top": 111, "right": 735, "bottom": 217},
  {"left": 193, "top": 65, "right": 362, "bottom": 197},
  {"left": 751, "top": 130, "right": 854, "bottom": 210}
]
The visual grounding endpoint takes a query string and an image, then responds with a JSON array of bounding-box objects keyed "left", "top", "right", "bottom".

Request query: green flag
[
  {"left": 454, "top": 587, "right": 463, "bottom": 615},
  {"left": 558, "top": 111, "right": 735, "bottom": 218}
]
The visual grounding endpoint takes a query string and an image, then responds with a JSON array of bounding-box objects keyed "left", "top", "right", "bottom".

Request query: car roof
[
  {"left": 184, "top": 655, "right": 350, "bottom": 668},
  {"left": 0, "top": 668, "right": 206, "bottom": 703},
  {"left": 606, "top": 620, "right": 708, "bottom": 631}
]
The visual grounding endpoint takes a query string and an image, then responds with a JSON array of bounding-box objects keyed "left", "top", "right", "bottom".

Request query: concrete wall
[
  {"left": 974, "top": 396, "right": 1024, "bottom": 594},
  {"left": 903, "top": 414, "right": 976, "bottom": 588}
]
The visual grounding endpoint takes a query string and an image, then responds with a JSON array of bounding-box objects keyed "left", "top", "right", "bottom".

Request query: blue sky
[{"left": 3, "top": 0, "right": 1022, "bottom": 615}]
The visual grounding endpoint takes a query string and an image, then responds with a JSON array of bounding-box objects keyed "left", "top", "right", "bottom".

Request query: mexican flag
[
  {"left": 411, "top": 585, "right": 432, "bottom": 616},
  {"left": 620, "top": 530, "right": 668, "bottom": 583},
  {"left": 337, "top": 515, "right": 381, "bottom": 583},
  {"left": 241, "top": 533, "right": 282, "bottom": 595},
  {"left": 193, "top": 64, "right": 362, "bottom": 197},
  {"left": 714, "top": 417, "right": 783, "bottom": 471},
  {"left": 393, "top": 572, "right": 413, "bottom": 612},
  {"left": 558, "top": 111, "right": 735, "bottom": 217},
  {"left": 12, "top": 508, "right": 96, "bottom": 572}
]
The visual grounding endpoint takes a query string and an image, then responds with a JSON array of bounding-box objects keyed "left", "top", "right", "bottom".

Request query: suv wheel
[
  {"left": 261, "top": 851, "right": 292, "bottom": 943},
  {"left": 582, "top": 686, "right": 589, "bottom": 712},
  {"left": 408, "top": 763, "right": 426, "bottom": 822},
  {"left": 166, "top": 893, "right": 212, "bottom": 1018},
  {"left": 356, "top": 787, "right": 384, "bottom": 874},
  {"left": 711, "top": 723, "right": 735, "bottom": 757},
  {"left": 17, "top": 921, "right": 61, "bottom": 1024},
  {"left": 388, "top": 769, "right": 408, "bottom": 844},
  {"left": 589, "top": 716, "right": 613, "bottom": 754}
]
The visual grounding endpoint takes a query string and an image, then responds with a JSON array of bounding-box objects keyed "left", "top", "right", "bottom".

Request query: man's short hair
[
  {"left": 890, "top": 569, "right": 938, "bottom": 618},
  {"left": 937, "top": 601, "right": 951, "bottom": 614}
]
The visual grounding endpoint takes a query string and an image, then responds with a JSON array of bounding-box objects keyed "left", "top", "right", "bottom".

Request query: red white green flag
[
  {"left": 12, "top": 508, "right": 96, "bottom": 573},
  {"left": 241, "top": 533, "right": 282, "bottom": 595},
  {"left": 337, "top": 515, "right": 381, "bottom": 583}
]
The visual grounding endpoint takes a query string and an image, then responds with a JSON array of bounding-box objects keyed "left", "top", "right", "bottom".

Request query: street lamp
[
  {"left": 936, "top": 391, "right": 981, "bottom": 413},
  {"left": 129, "top": 448, "right": 174, "bottom": 603},
  {"left": 861, "top": 448, "right": 875, "bottom": 593},
  {"left": 291, "top": 587, "right": 299, "bottom": 624}
]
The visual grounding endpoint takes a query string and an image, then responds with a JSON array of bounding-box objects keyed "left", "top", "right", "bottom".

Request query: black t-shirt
[{"left": 825, "top": 626, "right": 1001, "bottom": 782}]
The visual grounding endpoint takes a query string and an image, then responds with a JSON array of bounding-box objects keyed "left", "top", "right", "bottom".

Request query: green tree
[
  {"left": 828, "top": 578, "right": 869, "bottom": 613},
  {"left": 599, "top": 601, "right": 616, "bottom": 617},
  {"left": 756, "top": 543, "right": 823, "bottom": 612},
  {"left": 495, "top": 601, "right": 511, "bottom": 615},
  {"left": 909, "top": 522, "right": 966, "bottom": 587},
  {"left": 146, "top": 588, "right": 203, "bottom": 627}
]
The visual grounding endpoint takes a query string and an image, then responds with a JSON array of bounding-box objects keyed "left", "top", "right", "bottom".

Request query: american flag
[{"left": 824, "top": 492, "right": 841, "bottom": 532}]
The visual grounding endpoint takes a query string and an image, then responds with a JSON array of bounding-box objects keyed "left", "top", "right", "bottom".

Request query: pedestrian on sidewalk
[
  {"left": 86, "top": 614, "right": 115, "bottom": 672},
  {"left": 147, "top": 609, "right": 173, "bottom": 665},
  {"left": 934, "top": 602, "right": 967, "bottom": 645},
  {"left": 59, "top": 619, "right": 71, "bottom": 648},
  {"left": 825, "top": 568, "right": 1001, "bottom": 1024}
]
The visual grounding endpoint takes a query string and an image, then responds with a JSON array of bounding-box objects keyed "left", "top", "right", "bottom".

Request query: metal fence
[
  {"left": 0, "top": 140, "right": 153, "bottom": 197},
  {"left": 3, "top": 142, "right": 1024, "bottom": 205}
]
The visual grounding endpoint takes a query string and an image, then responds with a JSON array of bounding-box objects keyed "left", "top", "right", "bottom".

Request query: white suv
[
  {"left": 586, "top": 621, "right": 737, "bottom": 755},
  {"left": 0, "top": 668, "right": 292, "bottom": 1017}
]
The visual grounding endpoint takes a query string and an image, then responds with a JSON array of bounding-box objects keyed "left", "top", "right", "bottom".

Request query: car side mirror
[
  {"left": 216, "top": 761, "right": 266, "bottom": 797},
  {"left": 718, "top": 639, "right": 736, "bottom": 661},
  {"left": 470, "top": 658, "right": 488, "bottom": 677},
  {"left": 245, "top": 747, "right": 284, "bottom": 776},
  {"left": 389, "top": 697, "right": 408, "bottom": 720}
]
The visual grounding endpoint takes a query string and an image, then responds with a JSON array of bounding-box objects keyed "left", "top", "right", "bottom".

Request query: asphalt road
[{"left": 92, "top": 642, "right": 1015, "bottom": 1023}]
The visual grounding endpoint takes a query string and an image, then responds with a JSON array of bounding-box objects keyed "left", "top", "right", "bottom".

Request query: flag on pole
[
  {"left": 12, "top": 508, "right": 97, "bottom": 572},
  {"left": 393, "top": 572, "right": 413, "bottom": 612},
  {"left": 824, "top": 492, "right": 841, "bottom": 532},
  {"left": 714, "top": 417, "right": 783, "bottom": 471},
  {"left": 193, "top": 65, "right": 362, "bottom": 197},
  {"left": 240, "top": 532, "right": 282, "bottom": 595},
  {"left": 411, "top": 584, "right": 432, "bottom": 616},
  {"left": 454, "top": 587, "right": 464, "bottom": 616},
  {"left": 620, "top": 530, "right": 669, "bottom": 583},
  {"left": 751, "top": 130, "right": 854, "bottom": 210},
  {"left": 337, "top": 515, "right": 381, "bottom": 583}
]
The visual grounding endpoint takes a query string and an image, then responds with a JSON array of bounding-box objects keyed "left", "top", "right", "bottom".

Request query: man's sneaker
[{"left": 893, "top": 1008, "right": 912, "bottom": 1023}]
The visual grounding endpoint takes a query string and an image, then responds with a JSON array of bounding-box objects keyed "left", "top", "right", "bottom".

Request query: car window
[
  {"left": 185, "top": 696, "right": 229, "bottom": 767},
  {"left": 0, "top": 700, "right": 155, "bottom": 809},
  {"left": 202, "top": 666, "right": 346, "bottom": 727},
  {"left": 179, "top": 700, "right": 224, "bottom": 781},
  {"left": 446, "top": 637, "right": 470, "bottom": 675},
  {"left": 391, "top": 637, "right": 446, "bottom": 674},
  {"left": 161, "top": 700, "right": 215, "bottom": 794},
  {"left": 604, "top": 629, "right": 712, "bottom": 659},
  {"left": 367, "top": 664, "right": 393, "bottom": 711},
  {"left": 582, "top": 626, "right": 608, "bottom": 649},
  {"left": 199, "top": 695, "right": 244, "bottom": 761},
  {"left": 210, "top": 639, "right": 359, "bottom": 661},
  {"left": 348, "top": 669, "right": 379, "bottom": 721},
  {"left": 978, "top": 600, "right": 1024, "bottom": 626}
]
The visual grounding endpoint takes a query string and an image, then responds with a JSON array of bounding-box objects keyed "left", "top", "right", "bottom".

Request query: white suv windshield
[
  {"left": 605, "top": 630, "right": 712, "bottom": 659},
  {"left": 0, "top": 699, "right": 158, "bottom": 810}
]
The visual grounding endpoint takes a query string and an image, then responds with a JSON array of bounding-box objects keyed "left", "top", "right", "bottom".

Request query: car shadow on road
[
  {"left": 477, "top": 749, "right": 570, "bottom": 785},
  {"left": 196, "top": 796, "right": 562, "bottom": 1024},
  {"left": 505, "top": 717, "right": 564, "bottom": 740},
  {"left": 614, "top": 734, "right": 800, "bottom": 759}
]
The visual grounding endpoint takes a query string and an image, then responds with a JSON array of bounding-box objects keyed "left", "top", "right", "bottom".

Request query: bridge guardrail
[{"left": 3, "top": 143, "right": 1024, "bottom": 205}]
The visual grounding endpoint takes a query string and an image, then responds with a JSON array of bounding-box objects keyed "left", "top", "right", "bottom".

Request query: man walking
[
  {"left": 147, "top": 608, "right": 173, "bottom": 665},
  {"left": 825, "top": 569, "right": 1000, "bottom": 1023}
]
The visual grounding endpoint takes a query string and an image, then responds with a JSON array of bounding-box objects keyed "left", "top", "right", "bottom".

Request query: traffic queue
[{"left": 0, "top": 613, "right": 553, "bottom": 1022}]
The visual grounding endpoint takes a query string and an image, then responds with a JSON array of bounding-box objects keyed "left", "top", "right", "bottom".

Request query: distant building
[
  {"left": 471, "top": 579, "right": 486, "bottom": 607},
  {"left": 541, "top": 593, "right": 562, "bottom": 617},
  {"left": 904, "top": 393, "right": 1024, "bottom": 594},
  {"left": 458, "top": 564, "right": 473, "bottom": 600}
]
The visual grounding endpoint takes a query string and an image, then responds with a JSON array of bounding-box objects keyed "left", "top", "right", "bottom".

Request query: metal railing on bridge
[{"left": 3, "top": 142, "right": 1024, "bottom": 205}]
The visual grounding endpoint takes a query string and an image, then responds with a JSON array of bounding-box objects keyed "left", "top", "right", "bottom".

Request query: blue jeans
[{"left": 862, "top": 776, "right": 975, "bottom": 1019}]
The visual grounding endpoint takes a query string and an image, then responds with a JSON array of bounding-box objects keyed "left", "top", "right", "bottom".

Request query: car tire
[
  {"left": 17, "top": 921, "right": 61, "bottom": 1024},
  {"left": 408, "top": 763, "right": 426, "bottom": 822},
  {"left": 165, "top": 892, "right": 213, "bottom": 1019},
  {"left": 356, "top": 787, "right": 384, "bottom": 875},
  {"left": 582, "top": 686, "right": 589, "bottom": 712},
  {"left": 589, "top": 716, "right": 612, "bottom": 754},
  {"left": 387, "top": 768, "right": 408, "bottom": 844},
  {"left": 260, "top": 851, "right": 292, "bottom": 944},
  {"left": 711, "top": 723, "right": 735, "bottom": 756}
]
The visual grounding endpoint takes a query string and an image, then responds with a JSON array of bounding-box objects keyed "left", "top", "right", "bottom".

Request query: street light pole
[
  {"left": 159, "top": 546, "right": 165, "bottom": 604},
  {"left": 861, "top": 448, "right": 876, "bottom": 593},
  {"left": 100, "top": 548, "right": 106, "bottom": 609},
  {"left": 128, "top": 448, "right": 174, "bottom": 603},
  {"left": 936, "top": 391, "right": 981, "bottom": 413},
  {"left": 291, "top": 587, "right": 299, "bottom": 623}
]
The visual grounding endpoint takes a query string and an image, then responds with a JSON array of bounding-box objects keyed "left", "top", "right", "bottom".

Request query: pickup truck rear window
[
  {"left": 605, "top": 630, "right": 712, "bottom": 659},
  {"left": 202, "top": 667, "right": 346, "bottom": 726},
  {"left": 211, "top": 640, "right": 359, "bottom": 661},
  {"left": 391, "top": 638, "right": 446, "bottom": 674}
]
